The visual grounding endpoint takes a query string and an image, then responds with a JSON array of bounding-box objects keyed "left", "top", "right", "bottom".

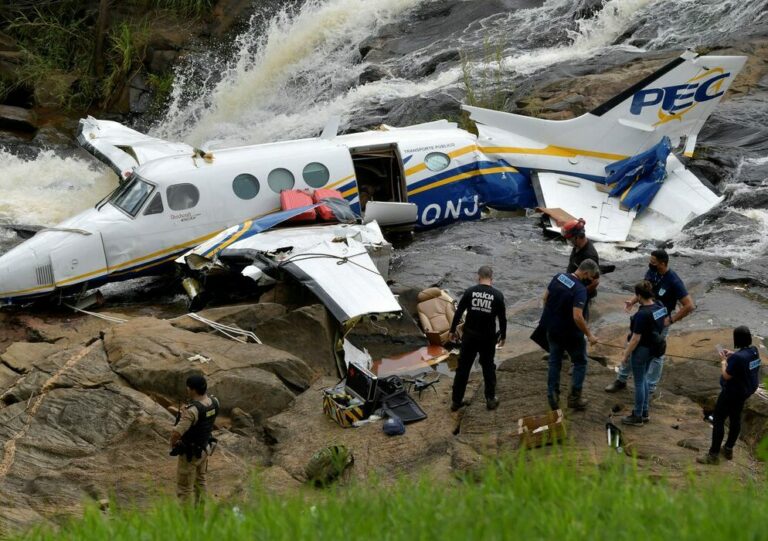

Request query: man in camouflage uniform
[{"left": 170, "top": 374, "right": 219, "bottom": 505}]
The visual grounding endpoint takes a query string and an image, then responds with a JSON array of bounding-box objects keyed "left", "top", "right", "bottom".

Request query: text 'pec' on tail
[
  {"left": 463, "top": 51, "right": 747, "bottom": 161},
  {"left": 587, "top": 50, "right": 747, "bottom": 157}
]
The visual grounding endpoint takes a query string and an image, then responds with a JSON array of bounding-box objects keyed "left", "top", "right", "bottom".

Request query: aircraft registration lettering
[
  {"left": 630, "top": 71, "right": 731, "bottom": 116},
  {"left": 420, "top": 195, "right": 479, "bottom": 226}
]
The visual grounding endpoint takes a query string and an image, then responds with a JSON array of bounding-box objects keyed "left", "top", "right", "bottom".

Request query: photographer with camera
[{"left": 170, "top": 374, "right": 220, "bottom": 505}]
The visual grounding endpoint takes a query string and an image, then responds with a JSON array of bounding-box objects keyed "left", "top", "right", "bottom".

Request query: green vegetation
[
  {"left": 1, "top": 0, "right": 213, "bottom": 110},
  {"left": 459, "top": 38, "right": 510, "bottom": 133},
  {"left": 14, "top": 453, "right": 768, "bottom": 541},
  {"left": 101, "top": 20, "right": 151, "bottom": 104}
]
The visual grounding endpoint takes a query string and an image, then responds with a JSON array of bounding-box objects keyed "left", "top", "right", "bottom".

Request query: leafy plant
[
  {"left": 459, "top": 37, "right": 511, "bottom": 133},
  {"left": 101, "top": 20, "right": 151, "bottom": 104}
]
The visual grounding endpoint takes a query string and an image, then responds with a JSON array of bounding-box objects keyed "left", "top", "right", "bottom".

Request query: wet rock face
[
  {"left": 681, "top": 209, "right": 762, "bottom": 251},
  {"left": 0, "top": 105, "right": 36, "bottom": 133}
]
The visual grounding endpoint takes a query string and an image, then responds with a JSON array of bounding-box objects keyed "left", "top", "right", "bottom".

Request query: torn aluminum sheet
[
  {"left": 221, "top": 221, "right": 392, "bottom": 280},
  {"left": 232, "top": 226, "right": 400, "bottom": 324}
]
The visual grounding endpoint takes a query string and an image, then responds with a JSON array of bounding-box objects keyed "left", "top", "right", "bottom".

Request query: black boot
[{"left": 567, "top": 389, "right": 588, "bottom": 411}]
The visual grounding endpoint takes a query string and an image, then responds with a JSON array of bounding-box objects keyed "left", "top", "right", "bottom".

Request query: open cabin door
[{"left": 350, "top": 144, "right": 417, "bottom": 228}]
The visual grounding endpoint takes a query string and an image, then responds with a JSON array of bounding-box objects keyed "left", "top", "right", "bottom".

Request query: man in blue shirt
[
  {"left": 698, "top": 326, "right": 762, "bottom": 464},
  {"left": 605, "top": 249, "right": 695, "bottom": 395},
  {"left": 541, "top": 259, "right": 600, "bottom": 411}
]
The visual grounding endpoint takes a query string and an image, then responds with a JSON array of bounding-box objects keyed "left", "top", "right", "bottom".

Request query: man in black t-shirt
[
  {"left": 698, "top": 326, "right": 762, "bottom": 465},
  {"left": 449, "top": 266, "right": 507, "bottom": 412},
  {"left": 563, "top": 219, "right": 600, "bottom": 320}
]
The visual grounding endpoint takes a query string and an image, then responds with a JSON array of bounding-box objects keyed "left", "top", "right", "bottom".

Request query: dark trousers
[
  {"left": 452, "top": 333, "right": 496, "bottom": 404},
  {"left": 547, "top": 332, "right": 587, "bottom": 404},
  {"left": 709, "top": 391, "right": 746, "bottom": 455}
]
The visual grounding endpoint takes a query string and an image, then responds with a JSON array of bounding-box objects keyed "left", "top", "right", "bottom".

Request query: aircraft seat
[{"left": 416, "top": 287, "right": 460, "bottom": 345}]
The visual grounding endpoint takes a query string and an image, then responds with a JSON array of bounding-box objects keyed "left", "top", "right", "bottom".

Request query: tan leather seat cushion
[{"left": 417, "top": 288, "right": 458, "bottom": 344}]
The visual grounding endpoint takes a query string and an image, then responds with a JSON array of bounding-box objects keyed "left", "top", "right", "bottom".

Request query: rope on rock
[
  {"left": 185, "top": 313, "right": 262, "bottom": 344},
  {"left": 0, "top": 341, "right": 99, "bottom": 479},
  {"left": 65, "top": 304, "right": 129, "bottom": 324}
]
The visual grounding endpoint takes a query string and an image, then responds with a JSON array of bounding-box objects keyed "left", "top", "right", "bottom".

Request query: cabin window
[
  {"left": 303, "top": 162, "right": 330, "bottom": 188},
  {"left": 424, "top": 152, "right": 450, "bottom": 172},
  {"left": 167, "top": 183, "right": 200, "bottom": 211},
  {"left": 268, "top": 168, "right": 295, "bottom": 193},
  {"left": 143, "top": 193, "right": 164, "bottom": 215},
  {"left": 110, "top": 177, "right": 154, "bottom": 217},
  {"left": 233, "top": 174, "right": 260, "bottom": 200}
]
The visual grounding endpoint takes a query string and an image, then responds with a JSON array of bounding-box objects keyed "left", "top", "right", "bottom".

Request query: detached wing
[{"left": 77, "top": 116, "right": 195, "bottom": 180}]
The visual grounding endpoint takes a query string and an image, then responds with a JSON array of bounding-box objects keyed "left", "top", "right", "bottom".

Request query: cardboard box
[{"left": 517, "top": 409, "right": 566, "bottom": 448}]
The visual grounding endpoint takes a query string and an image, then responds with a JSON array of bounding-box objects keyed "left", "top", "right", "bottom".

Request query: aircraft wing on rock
[{"left": 177, "top": 201, "right": 400, "bottom": 325}]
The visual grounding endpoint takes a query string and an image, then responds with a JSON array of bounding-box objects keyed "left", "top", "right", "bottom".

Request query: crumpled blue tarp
[{"left": 606, "top": 137, "right": 671, "bottom": 212}]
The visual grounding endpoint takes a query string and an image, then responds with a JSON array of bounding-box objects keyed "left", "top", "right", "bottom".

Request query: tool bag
[{"left": 377, "top": 375, "right": 427, "bottom": 424}]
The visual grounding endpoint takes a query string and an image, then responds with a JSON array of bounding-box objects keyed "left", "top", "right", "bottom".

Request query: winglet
[{"left": 320, "top": 116, "right": 341, "bottom": 139}]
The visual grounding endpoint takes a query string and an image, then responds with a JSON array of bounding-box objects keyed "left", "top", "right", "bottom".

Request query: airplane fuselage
[{"left": 0, "top": 125, "right": 534, "bottom": 304}]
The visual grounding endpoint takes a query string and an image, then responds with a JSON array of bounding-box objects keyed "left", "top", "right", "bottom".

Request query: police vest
[{"left": 181, "top": 396, "right": 220, "bottom": 452}]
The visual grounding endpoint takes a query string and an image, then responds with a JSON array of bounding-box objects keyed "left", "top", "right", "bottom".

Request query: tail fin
[{"left": 464, "top": 51, "right": 747, "bottom": 158}]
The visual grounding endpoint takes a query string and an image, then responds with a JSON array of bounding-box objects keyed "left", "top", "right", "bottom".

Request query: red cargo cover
[
  {"left": 280, "top": 190, "right": 316, "bottom": 222},
  {"left": 313, "top": 188, "right": 344, "bottom": 221}
]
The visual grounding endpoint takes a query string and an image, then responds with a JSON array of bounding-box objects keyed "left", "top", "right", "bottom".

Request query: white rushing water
[
  {"left": 155, "top": 0, "right": 435, "bottom": 147},
  {"left": 1, "top": 0, "right": 766, "bottom": 263},
  {"left": 0, "top": 148, "right": 116, "bottom": 227}
]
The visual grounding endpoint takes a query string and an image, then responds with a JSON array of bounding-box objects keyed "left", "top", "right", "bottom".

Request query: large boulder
[
  {"left": 171, "top": 303, "right": 338, "bottom": 377},
  {"left": 0, "top": 341, "right": 117, "bottom": 405},
  {"left": 104, "top": 317, "right": 314, "bottom": 423},
  {"left": 170, "top": 303, "right": 288, "bottom": 333},
  {"left": 0, "top": 339, "right": 263, "bottom": 534},
  {"left": 252, "top": 305, "right": 338, "bottom": 377},
  {"left": 0, "top": 105, "right": 36, "bottom": 133}
]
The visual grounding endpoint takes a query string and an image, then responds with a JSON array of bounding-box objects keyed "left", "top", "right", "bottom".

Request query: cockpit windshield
[{"left": 109, "top": 176, "right": 154, "bottom": 217}]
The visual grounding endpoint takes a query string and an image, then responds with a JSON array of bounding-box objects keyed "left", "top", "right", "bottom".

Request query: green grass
[
  {"left": 459, "top": 37, "right": 510, "bottom": 133},
  {"left": 14, "top": 452, "right": 768, "bottom": 541}
]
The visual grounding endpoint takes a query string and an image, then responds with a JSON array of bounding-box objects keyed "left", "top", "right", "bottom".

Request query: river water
[{"left": 0, "top": 0, "right": 766, "bottom": 331}]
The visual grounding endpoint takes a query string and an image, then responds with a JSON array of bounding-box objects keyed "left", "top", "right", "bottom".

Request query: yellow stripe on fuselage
[
  {"left": 407, "top": 166, "right": 517, "bottom": 197},
  {"left": 479, "top": 145, "right": 628, "bottom": 162},
  {"left": 206, "top": 219, "right": 253, "bottom": 258},
  {"left": 327, "top": 174, "right": 356, "bottom": 190}
]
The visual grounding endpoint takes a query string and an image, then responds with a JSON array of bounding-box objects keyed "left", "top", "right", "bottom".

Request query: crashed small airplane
[{"left": 0, "top": 51, "right": 746, "bottom": 307}]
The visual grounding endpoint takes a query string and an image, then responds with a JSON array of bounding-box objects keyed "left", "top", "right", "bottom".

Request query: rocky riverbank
[
  {"left": 0, "top": 275, "right": 765, "bottom": 534},
  {"left": 1, "top": 0, "right": 768, "bottom": 535}
]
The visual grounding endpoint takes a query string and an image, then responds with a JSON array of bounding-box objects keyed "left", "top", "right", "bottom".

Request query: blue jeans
[
  {"left": 547, "top": 332, "right": 587, "bottom": 404},
  {"left": 616, "top": 327, "right": 668, "bottom": 393},
  {"left": 630, "top": 346, "right": 652, "bottom": 417}
]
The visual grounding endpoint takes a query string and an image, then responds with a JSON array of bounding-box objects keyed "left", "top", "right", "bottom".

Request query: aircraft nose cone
[{"left": 0, "top": 246, "right": 52, "bottom": 303}]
